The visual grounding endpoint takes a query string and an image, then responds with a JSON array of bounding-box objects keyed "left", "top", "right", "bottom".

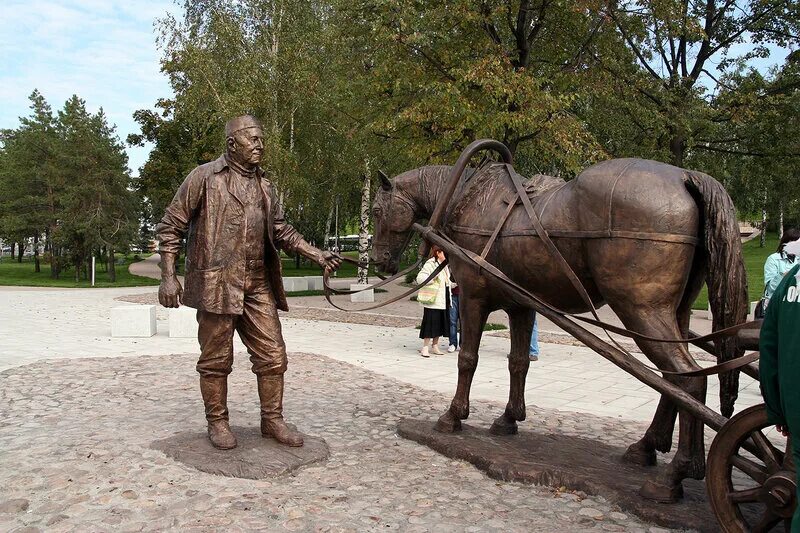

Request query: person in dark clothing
[{"left": 759, "top": 237, "right": 800, "bottom": 531}]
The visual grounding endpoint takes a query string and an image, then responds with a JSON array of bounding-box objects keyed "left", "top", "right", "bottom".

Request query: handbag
[
  {"left": 417, "top": 277, "right": 441, "bottom": 305},
  {"left": 754, "top": 284, "right": 769, "bottom": 319}
]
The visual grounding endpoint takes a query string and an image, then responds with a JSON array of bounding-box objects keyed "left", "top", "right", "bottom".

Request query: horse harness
[{"left": 325, "top": 158, "right": 760, "bottom": 378}]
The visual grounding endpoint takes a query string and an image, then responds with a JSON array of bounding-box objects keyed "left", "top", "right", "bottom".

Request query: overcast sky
[
  {"left": 0, "top": 1, "right": 792, "bottom": 177},
  {"left": 0, "top": 0, "right": 178, "bottom": 175}
]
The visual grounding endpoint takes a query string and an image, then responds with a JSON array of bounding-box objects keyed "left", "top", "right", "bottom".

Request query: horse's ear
[{"left": 378, "top": 170, "right": 392, "bottom": 191}]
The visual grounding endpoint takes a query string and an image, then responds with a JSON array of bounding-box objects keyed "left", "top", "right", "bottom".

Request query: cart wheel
[{"left": 707, "top": 404, "right": 795, "bottom": 532}]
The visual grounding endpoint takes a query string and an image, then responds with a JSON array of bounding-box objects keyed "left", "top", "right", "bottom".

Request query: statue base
[
  {"left": 152, "top": 426, "right": 328, "bottom": 479},
  {"left": 397, "top": 418, "right": 715, "bottom": 532}
]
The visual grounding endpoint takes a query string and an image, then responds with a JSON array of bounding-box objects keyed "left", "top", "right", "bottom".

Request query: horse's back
[{"left": 571, "top": 158, "right": 699, "bottom": 238}]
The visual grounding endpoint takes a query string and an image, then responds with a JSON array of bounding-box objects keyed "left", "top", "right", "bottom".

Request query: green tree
[
  {"left": 331, "top": 0, "right": 608, "bottom": 176},
  {"left": 0, "top": 90, "right": 60, "bottom": 274},
  {"left": 591, "top": 0, "right": 800, "bottom": 167},
  {"left": 55, "top": 96, "right": 138, "bottom": 281}
]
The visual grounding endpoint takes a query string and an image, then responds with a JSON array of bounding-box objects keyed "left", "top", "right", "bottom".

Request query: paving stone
[
  {"left": 0, "top": 352, "right": 691, "bottom": 532},
  {"left": 579, "top": 507, "right": 604, "bottom": 519},
  {"left": 0, "top": 499, "right": 29, "bottom": 514}
]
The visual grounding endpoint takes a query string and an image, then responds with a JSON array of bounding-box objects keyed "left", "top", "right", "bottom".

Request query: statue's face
[{"left": 229, "top": 127, "right": 264, "bottom": 165}]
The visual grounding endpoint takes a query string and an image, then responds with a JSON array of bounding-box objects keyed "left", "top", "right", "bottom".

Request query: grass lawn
[
  {"left": 0, "top": 255, "right": 160, "bottom": 288},
  {"left": 692, "top": 232, "right": 778, "bottom": 310}
]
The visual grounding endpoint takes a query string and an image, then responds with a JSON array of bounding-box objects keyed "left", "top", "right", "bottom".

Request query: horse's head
[{"left": 370, "top": 170, "right": 418, "bottom": 275}]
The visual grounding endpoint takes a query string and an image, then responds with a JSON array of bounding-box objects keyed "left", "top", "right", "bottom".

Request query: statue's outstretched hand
[
  {"left": 319, "top": 251, "right": 343, "bottom": 273},
  {"left": 159, "top": 276, "right": 183, "bottom": 308}
]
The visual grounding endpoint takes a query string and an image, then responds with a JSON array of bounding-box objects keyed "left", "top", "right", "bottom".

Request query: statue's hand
[
  {"left": 319, "top": 251, "right": 343, "bottom": 273},
  {"left": 159, "top": 276, "right": 183, "bottom": 308}
]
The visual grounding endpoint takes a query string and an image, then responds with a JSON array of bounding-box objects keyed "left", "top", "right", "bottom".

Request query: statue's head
[{"left": 225, "top": 115, "right": 264, "bottom": 166}]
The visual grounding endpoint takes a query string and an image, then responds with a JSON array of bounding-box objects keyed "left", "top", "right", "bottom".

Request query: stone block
[
  {"left": 111, "top": 305, "right": 156, "bottom": 337},
  {"left": 282, "top": 277, "right": 309, "bottom": 293},
  {"left": 169, "top": 305, "right": 198, "bottom": 338},
  {"left": 350, "top": 283, "right": 374, "bottom": 303},
  {"left": 306, "top": 276, "right": 324, "bottom": 291}
]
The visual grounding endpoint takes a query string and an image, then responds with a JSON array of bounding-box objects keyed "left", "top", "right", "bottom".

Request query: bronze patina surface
[
  {"left": 156, "top": 115, "right": 341, "bottom": 451},
  {"left": 371, "top": 156, "right": 748, "bottom": 503}
]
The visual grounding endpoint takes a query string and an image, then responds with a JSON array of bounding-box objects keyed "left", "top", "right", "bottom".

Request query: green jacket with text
[{"left": 759, "top": 264, "right": 800, "bottom": 429}]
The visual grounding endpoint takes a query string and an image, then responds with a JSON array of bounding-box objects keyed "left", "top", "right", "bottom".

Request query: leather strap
[
  {"left": 419, "top": 225, "right": 759, "bottom": 354},
  {"left": 323, "top": 259, "right": 448, "bottom": 312},
  {"left": 481, "top": 198, "right": 516, "bottom": 259},
  {"left": 323, "top": 256, "right": 423, "bottom": 295}
]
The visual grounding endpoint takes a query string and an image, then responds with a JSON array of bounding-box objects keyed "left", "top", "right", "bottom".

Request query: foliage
[
  {"left": 587, "top": 0, "right": 800, "bottom": 168},
  {"left": 128, "top": 0, "right": 800, "bottom": 259},
  {"left": 0, "top": 91, "right": 138, "bottom": 279},
  {"left": 331, "top": 0, "right": 608, "bottom": 176}
]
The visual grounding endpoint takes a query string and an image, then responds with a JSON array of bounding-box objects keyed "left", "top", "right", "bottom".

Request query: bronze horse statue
[{"left": 369, "top": 145, "right": 748, "bottom": 502}]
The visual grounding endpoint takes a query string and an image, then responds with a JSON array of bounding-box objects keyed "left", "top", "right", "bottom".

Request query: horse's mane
[{"left": 448, "top": 162, "right": 566, "bottom": 223}]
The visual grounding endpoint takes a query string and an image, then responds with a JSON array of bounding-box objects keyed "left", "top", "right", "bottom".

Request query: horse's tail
[{"left": 682, "top": 170, "right": 748, "bottom": 418}]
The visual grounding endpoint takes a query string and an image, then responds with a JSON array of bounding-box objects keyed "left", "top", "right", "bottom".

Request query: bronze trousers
[{"left": 195, "top": 264, "right": 287, "bottom": 378}]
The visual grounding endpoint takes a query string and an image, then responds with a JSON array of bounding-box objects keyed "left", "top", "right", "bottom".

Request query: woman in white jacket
[{"left": 416, "top": 245, "right": 452, "bottom": 357}]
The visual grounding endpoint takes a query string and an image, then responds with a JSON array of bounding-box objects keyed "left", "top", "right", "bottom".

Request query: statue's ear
[{"left": 378, "top": 170, "right": 392, "bottom": 191}]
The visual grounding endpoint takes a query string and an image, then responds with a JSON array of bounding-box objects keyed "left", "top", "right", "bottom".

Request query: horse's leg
[
  {"left": 612, "top": 308, "right": 707, "bottom": 503},
  {"left": 621, "top": 252, "right": 706, "bottom": 468},
  {"left": 622, "top": 392, "right": 677, "bottom": 467},
  {"left": 435, "top": 293, "right": 490, "bottom": 433},
  {"left": 489, "top": 308, "right": 533, "bottom": 435}
]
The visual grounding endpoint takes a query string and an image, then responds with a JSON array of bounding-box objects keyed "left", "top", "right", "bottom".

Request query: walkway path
[{"left": 0, "top": 269, "right": 765, "bottom": 532}]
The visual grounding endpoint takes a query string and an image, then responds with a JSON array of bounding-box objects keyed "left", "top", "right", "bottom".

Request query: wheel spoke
[
  {"left": 752, "top": 509, "right": 781, "bottom": 532},
  {"left": 732, "top": 454, "right": 769, "bottom": 484},
  {"left": 729, "top": 486, "right": 762, "bottom": 504},
  {"left": 751, "top": 431, "right": 783, "bottom": 473}
]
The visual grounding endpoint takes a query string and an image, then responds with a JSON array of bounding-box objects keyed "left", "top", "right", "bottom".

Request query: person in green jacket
[{"left": 759, "top": 237, "right": 800, "bottom": 531}]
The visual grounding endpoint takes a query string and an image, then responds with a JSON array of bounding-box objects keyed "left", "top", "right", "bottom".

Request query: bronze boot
[
  {"left": 199, "top": 377, "right": 237, "bottom": 450},
  {"left": 257, "top": 375, "right": 304, "bottom": 447}
]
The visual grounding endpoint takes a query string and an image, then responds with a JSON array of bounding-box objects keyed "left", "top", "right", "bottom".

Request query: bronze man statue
[{"left": 156, "top": 115, "right": 341, "bottom": 450}]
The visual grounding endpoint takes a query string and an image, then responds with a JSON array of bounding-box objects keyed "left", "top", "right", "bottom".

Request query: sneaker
[
  {"left": 529, "top": 354, "right": 539, "bottom": 362},
  {"left": 447, "top": 345, "right": 456, "bottom": 353}
]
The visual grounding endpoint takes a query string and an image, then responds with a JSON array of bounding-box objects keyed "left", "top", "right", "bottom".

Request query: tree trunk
[
  {"left": 33, "top": 234, "right": 40, "bottom": 273},
  {"left": 323, "top": 202, "right": 334, "bottom": 251},
  {"left": 75, "top": 259, "right": 81, "bottom": 282},
  {"left": 357, "top": 162, "right": 371, "bottom": 285},
  {"left": 17, "top": 241, "right": 23, "bottom": 263},
  {"left": 9, "top": 242, "right": 15, "bottom": 259},
  {"left": 778, "top": 202, "right": 784, "bottom": 241},
  {"left": 108, "top": 247, "right": 116, "bottom": 282},
  {"left": 670, "top": 133, "right": 686, "bottom": 168},
  {"left": 760, "top": 192, "right": 767, "bottom": 248}
]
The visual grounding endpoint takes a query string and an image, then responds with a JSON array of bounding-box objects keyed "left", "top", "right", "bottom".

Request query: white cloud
[{"left": 0, "top": 0, "right": 181, "bottom": 175}]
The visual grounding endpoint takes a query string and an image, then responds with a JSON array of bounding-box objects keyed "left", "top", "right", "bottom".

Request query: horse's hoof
[
  {"left": 434, "top": 411, "right": 462, "bottom": 433},
  {"left": 639, "top": 479, "right": 683, "bottom": 503},
  {"left": 489, "top": 414, "right": 518, "bottom": 436},
  {"left": 450, "top": 402, "right": 469, "bottom": 420},
  {"left": 622, "top": 443, "right": 657, "bottom": 467}
]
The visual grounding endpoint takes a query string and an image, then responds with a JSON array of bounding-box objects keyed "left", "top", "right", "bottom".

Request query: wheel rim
[{"left": 707, "top": 404, "right": 795, "bottom": 532}]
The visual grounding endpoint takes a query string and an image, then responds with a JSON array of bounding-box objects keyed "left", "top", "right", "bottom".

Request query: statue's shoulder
[{"left": 184, "top": 155, "right": 227, "bottom": 184}]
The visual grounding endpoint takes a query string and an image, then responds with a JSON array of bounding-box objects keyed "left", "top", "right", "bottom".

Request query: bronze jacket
[{"left": 156, "top": 154, "right": 307, "bottom": 314}]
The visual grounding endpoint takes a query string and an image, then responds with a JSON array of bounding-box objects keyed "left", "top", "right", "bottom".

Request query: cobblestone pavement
[{"left": 1, "top": 352, "right": 680, "bottom": 533}]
